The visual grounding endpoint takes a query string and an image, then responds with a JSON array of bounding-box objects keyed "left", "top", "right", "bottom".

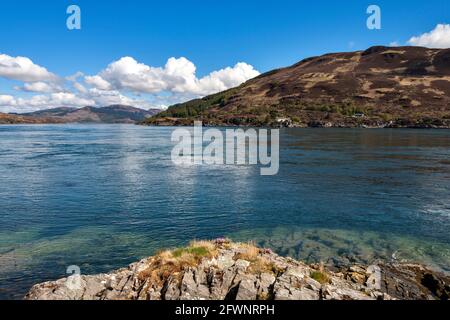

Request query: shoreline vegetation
[
  {"left": 26, "top": 239, "right": 450, "bottom": 301},
  {"left": 2, "top": 112, "right": 450, "bottom": 129},
  {"left": 139, "top": 117, "right": 450, "bottom": 129}
]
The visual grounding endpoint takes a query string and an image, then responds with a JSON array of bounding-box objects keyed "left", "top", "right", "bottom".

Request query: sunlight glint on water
[{"left": 0, "top": 124, "right": 449, "bottom": 299}]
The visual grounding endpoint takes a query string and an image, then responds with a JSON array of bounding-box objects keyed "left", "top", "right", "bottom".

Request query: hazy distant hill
[
  {"left": 144, "top": 46, "right": 450, "bottom": 128},
  {"left": 1, "top": 105, "right": 161, "bottom": 124},
  {"left": 22, "top": 107, "right": 77, "bottom": 118},
  {"left": 0, "top": 113, "right": 63, "bottom": 124}
]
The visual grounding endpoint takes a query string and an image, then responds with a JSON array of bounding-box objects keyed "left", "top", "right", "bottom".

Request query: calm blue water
[{"left": 1, "top": 124, "right": 450, "bottom": 299}]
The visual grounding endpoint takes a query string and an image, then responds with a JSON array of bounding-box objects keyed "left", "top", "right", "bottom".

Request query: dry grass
[
  {"left": 138, "top": 241, "right": 219, "bottom": 285},
  {"left": 138, "top": 240, "right": 284, "bottom": 286},
  {"left": 423, "top": 88, "right": 445, "bottom": 95},
  {"left": 257, "top": 292, "right": 272, "bottom": 300},
  {"left": 381, "top": 50, "right": 406, "bottom": 55},
  {"left": 248, "top": 257, "right": 285, "bottom": 276},
  {"left": 232, "top": 242, "right": 285, "bottom": 276},
  {"left": 189, "top": 240, "right": 218, "bottom": 251},
  {"left": 301, "top": 73, "right": 336, "bottom": 89},
  {"left": 310, "top": 271, "right": 331, "bottom": 284},
  {"left": 233, "top": 242, "right": 261, "bottom": 262},
  {"left": 395, "top": 76, "right": 450, "bottom": 87}
]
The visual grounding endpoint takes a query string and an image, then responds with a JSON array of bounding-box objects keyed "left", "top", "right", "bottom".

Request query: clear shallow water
[{"left": 0, "top": 124, "right": 450, "bottom": 299}]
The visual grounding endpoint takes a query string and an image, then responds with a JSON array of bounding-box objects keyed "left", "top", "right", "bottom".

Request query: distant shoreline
[
  {"left": 138, "top": 121, "right": 450, "bottom": 130},
  {"left": 1, "top": 121, "right": 450, "bottom": 129}
]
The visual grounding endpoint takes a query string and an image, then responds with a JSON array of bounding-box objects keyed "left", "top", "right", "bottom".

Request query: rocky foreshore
[
  {"left": 141, "top": 117, "right": 450, "bottom": 129},
  {"left": 25, "top": 240, "right": 450, "bottom": 300}
]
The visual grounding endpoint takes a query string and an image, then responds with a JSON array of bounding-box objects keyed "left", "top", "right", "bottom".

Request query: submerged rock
[{"left": 25, "top": 240, "right": 450, "bottom": 300}]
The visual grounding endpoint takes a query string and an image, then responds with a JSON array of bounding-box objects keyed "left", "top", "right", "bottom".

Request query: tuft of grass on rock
[
  {"left": 233, "top": 242, "right": 261, "bottom": 262},
  {"left": 138, "top": 240, "right": 218, "bottom": 285},
  {"left": 310, "top": 271, "right": 331, "bottom": 284},
  {"left": 231, "top": 242, "right": 285, "bottom": 276},
  {"left": 172, "top": 246, "right": 209, "bottom": 258},
  {"left": 248, "top": 257, "right": 285, "bottom": 276}
]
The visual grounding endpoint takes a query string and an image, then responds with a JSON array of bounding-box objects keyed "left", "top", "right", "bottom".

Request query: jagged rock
[
  {"left": 179, "top": 269, "right": 211, "bottom": 300},
  {"left": 257, "top": 273, "right": 276, "bottom": 299},
  {"left": 25, "top": 240, "right": 450, "bottom": 301},
  {"left": 235, "top": 276, "right": 258, "bottom": 300}
]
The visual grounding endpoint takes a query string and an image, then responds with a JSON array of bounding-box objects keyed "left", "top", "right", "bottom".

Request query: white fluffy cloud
[
  {"left": 84, "top": 75, "right": 112, "bottom": 90},
  {"left": 408, "top": 24, "right": 450, "bottom": 48},
  {"left": 91, "top": 56, "right": 260, "bottom": 96},
  {"left": 45, "top": 92, "right": 95, "bottom": 107},
  {"left": 0, "top": 95, "right": 16, "bottom": 106},
  {"left": 0, "top": 93, "right": 95, "bottom": 113},
  {"left": 65, "top": 71, "right": 84, "bottom": 82},
  {"left": 94, "top": 57, "right": 166, "bottom": 93},
  {"left": 0, "top": 54, "right": 57, "bottom": 82},
  {"left": 87, "top": 88, "right": 143, "bottom": 107},
  {"left": 0, "top": 88, "right": 156, "bottom": 113},
  {"left": 72, "top": 81, "right": 88, "bottom": 94},
  {"left": 15, "top": 81, "right": 63, "bottom": 93},
  {"left": 21, "top": 82, "right": 55, "bottom": 93},
  {"left": 194, "top": 62, "right": 260, "bottom": 94},
  {"left": 0, "top": 53, "right": 259, "bottom": 113}
]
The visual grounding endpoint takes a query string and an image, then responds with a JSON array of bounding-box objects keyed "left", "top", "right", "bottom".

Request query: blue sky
[{"left": 0, "top": 0, "right": 449, "bottom": 112}]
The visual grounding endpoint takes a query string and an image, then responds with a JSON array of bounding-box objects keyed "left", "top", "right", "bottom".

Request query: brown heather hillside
[{"left": 144, "top": 46, "right": 450, "bottom": 128}]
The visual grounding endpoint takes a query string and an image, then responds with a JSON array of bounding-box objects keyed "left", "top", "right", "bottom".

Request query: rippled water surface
[{"left": 1, "top": 124, "right": 450, "bottom": 299}]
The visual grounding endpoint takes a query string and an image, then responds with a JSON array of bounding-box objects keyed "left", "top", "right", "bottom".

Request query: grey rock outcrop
[{"left": 25, "top": 240, "right": 450, "bottom": 300}]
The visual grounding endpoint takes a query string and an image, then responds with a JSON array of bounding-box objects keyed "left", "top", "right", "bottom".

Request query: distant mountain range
[
  {"left": 143, "top": 46, "right": 450, "bottom": 128},
  {"left": 0, "top": 105, "right": 161, "bottom": 124}
]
